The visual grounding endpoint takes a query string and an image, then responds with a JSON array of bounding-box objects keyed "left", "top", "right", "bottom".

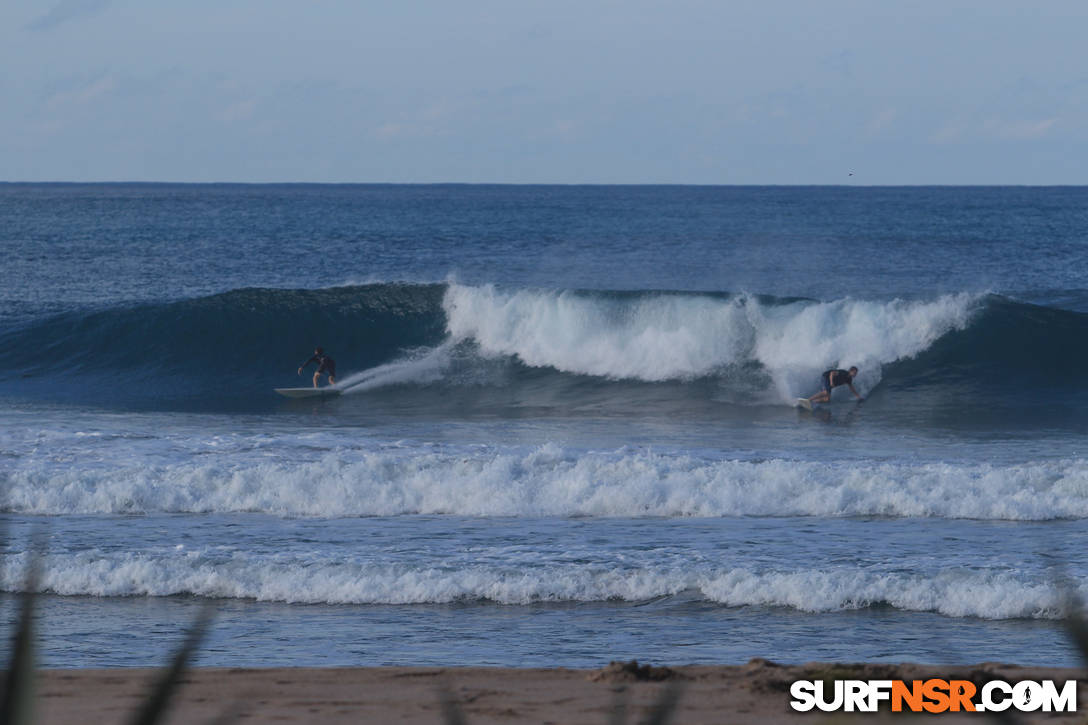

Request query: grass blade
[
  {"left": 437, "top": 685, "right": 468, "bottom": 725},
  {"left": 1, "top": 549, "right": 40, "bottom": 725},
  {"left": 638, "top": 681, "right": 684, "bottom": 725},
  {"left": 125, "top": 603, "right": 214, "bottom": 725}
]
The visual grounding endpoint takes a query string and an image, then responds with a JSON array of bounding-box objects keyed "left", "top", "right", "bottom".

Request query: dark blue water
[{"left": 1, "top": 184, "right": 1086, "bottom": 668}]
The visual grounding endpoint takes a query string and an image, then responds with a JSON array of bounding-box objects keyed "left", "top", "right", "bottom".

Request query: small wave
[
  {"left": 5, "top": 443, "right": 1088, "bottom": 520},
  {"left": 1, "top": 549, "right": 1075, "bottom": 619}
]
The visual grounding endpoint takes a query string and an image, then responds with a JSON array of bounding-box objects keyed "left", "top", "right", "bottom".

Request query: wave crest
[
  {"left": 6, "top": 443, "right": 1088, "bottom": 520},
  {"left": 3, "top": 549, "right": 1074, "bottom": 619},
  {"left": 444, "top": 285, "right": 979, "bottom": 387},
  {"left": 3, "top": 283, "right": 1086, "bottom": 410}
]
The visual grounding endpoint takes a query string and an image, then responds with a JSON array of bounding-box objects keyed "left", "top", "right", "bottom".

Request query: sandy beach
[{"left": 33, "top": 660, "right": 1085, "bottom": 724}]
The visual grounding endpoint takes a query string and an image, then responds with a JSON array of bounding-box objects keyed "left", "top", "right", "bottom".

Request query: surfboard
[
  {"left": 794, "top": 398, "right": 813, "bottom": 411},
  {"left": 274, "top": 387, "right": 342, "bottom": 399}
]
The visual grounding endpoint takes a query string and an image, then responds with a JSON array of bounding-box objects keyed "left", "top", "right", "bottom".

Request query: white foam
[
  {"left": 441, "top": 284, "right": 980, "bottom": 400},
  {"left": 443, "top": 285, "right": 754, "bottom": 381},
  {"left": 4, "top": 442, "right": 1088, "bottom": 520},
  {"left": 697, "top": 568, "right": 1068, "bottom": 619},
  {"left": 2, "top": 549, "right": 1076, "bottom": 619}
]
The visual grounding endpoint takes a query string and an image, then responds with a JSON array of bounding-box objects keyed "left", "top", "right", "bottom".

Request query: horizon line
[{"left": 2, "top": 180, "right": 1086, "bottom": 188}]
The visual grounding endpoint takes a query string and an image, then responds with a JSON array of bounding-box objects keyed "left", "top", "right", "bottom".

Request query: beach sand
[{"left": 33, "top": 660, "right": 1085, "bottom": 724}]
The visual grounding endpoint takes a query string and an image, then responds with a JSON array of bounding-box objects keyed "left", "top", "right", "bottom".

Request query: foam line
[
  {"left": 5, "top": 443, "right": 1088, "bottom": 520},
  {"left": 2, "top": 550, "right": 1078, "bottom": 619}
]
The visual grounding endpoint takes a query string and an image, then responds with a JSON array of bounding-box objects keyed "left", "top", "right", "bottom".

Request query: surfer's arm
[
  {"left": 297, "top": 355, "right": 317, "bottom": 374},
  {"left": 848, "top": 383, "right": 862, "bottom": 400}
]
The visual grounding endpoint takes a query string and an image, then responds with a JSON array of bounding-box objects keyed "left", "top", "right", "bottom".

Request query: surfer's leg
[
  {"left": 312, "top": 372, "right": 320, "bottom": 388},
  {"left": 809, "top": 376, "right": 832, "bottom": 403},
  {"left": 328, "top": 374, "right": 336, "bottom": 385}
]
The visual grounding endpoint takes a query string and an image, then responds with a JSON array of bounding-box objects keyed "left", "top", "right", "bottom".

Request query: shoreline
[{"left": 33, "top": 660, "right": 1087, "bottom": 724}]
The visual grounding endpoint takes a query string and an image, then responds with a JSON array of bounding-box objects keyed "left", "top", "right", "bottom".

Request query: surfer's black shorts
[
  {"left": 318, "top": 359, "right": 336, "bottom": 376},
  {"left": 820, "top": 373, "right": 832, "bottom": 395}
]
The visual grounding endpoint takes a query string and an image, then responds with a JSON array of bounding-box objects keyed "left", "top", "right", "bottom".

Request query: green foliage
[{"left": 1, "top": 534, "right": 219, "bottom": 725}]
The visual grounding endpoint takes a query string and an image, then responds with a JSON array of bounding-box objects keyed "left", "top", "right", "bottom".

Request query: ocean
[{"left": 1, "top": 183, "right": 1086, "bottom": 668}]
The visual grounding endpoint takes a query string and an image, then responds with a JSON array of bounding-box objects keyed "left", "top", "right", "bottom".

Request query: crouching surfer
[
  {"left": 808, "top": 366, "right": 863, "bottom": 404},
  {"left": 298, "top": 347, "right": 336, "bottom": 388}
]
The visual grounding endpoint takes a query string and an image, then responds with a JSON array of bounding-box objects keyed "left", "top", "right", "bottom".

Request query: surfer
[
  {"left": 808, "top": 366, "right": 862, "bottom": 404},
  {"left": 298, "top": 347, "right": 337, "bottom": 388}
]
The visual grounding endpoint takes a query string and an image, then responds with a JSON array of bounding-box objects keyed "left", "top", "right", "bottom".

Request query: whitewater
[
  {"left": 2, "top": 184, "right": 1087, "bottom": 668},
  {"left": 6, "top": 428, "right": 1088, "bottom": 520}
]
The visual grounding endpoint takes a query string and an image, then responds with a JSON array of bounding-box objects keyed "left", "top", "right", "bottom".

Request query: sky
[{"left": 2, "top": 0, "right": 1086, "bottom": 184}]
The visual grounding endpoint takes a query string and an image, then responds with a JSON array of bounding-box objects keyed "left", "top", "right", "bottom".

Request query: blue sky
[{"left": 3, "top": 1, "right": 1085, "bottom": 183}]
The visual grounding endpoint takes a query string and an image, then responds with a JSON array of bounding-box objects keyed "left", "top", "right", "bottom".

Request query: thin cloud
[
  {"left": 866, "top": 108, "right": 897, "bottom": 136},
  {"left": 217, "top": 98, "right": 258, "bottom": 123},
  {"left": 984, "top": 117, "right": 1059, "bottom": 140},
  {"left": 930, "top": 121, "right": 967, "bottom": 145},
  {"left": 548, "top": 119, "right": 578, "bottom": 137},
  {"left": 821, "top": 50, "right": 855, "bottom": 79},
  {"left": 46, "top": 75, "right": 116, "bottom": 109},
  {"left": 932, "top": 117, "right": 1060, "bottom": 144},
  {"left": 375, "top": 123, "right": 403, "bottom": 138},
  {"left": 27, "top": 0, "right": 111, "bottom": 32}
]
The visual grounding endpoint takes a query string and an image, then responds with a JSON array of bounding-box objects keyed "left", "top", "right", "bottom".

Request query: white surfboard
[
  {"left": 274, "top": 387, "right": 342, "bottom": 399},
  {"left": 794, "top": 397, "right": 813, "bottom": 411}
]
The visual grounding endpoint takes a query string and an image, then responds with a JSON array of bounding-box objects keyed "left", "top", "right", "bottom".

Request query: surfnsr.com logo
[{"left": 789, "top": 678, "right": 1078, "bottom": 713}]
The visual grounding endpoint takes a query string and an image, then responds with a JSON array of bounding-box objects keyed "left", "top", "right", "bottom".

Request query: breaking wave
[
  {"left": 1, "top": 548, "right": 1078, "bottom": 619},
  {"left": 2, "top": 282, "right": 1085, "bottom": 411},
  {"left": 4, "top": 441, "right": 1088, "bottom": 520}
]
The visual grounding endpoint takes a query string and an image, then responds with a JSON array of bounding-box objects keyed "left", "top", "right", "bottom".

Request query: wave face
[
  {"left": 0, "top": 284, "right": 447, "bottom": 406},
  {"left": 2, "top": 282, "right": 1087, "bottom": 413}
]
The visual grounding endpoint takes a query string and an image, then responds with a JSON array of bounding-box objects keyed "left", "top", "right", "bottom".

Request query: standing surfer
[
  {"left": 808, "top": 366, "right": 862, "bottom": 404},
  {"left": 298, "top": 347, "right": 337, "bottom": 388}
]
